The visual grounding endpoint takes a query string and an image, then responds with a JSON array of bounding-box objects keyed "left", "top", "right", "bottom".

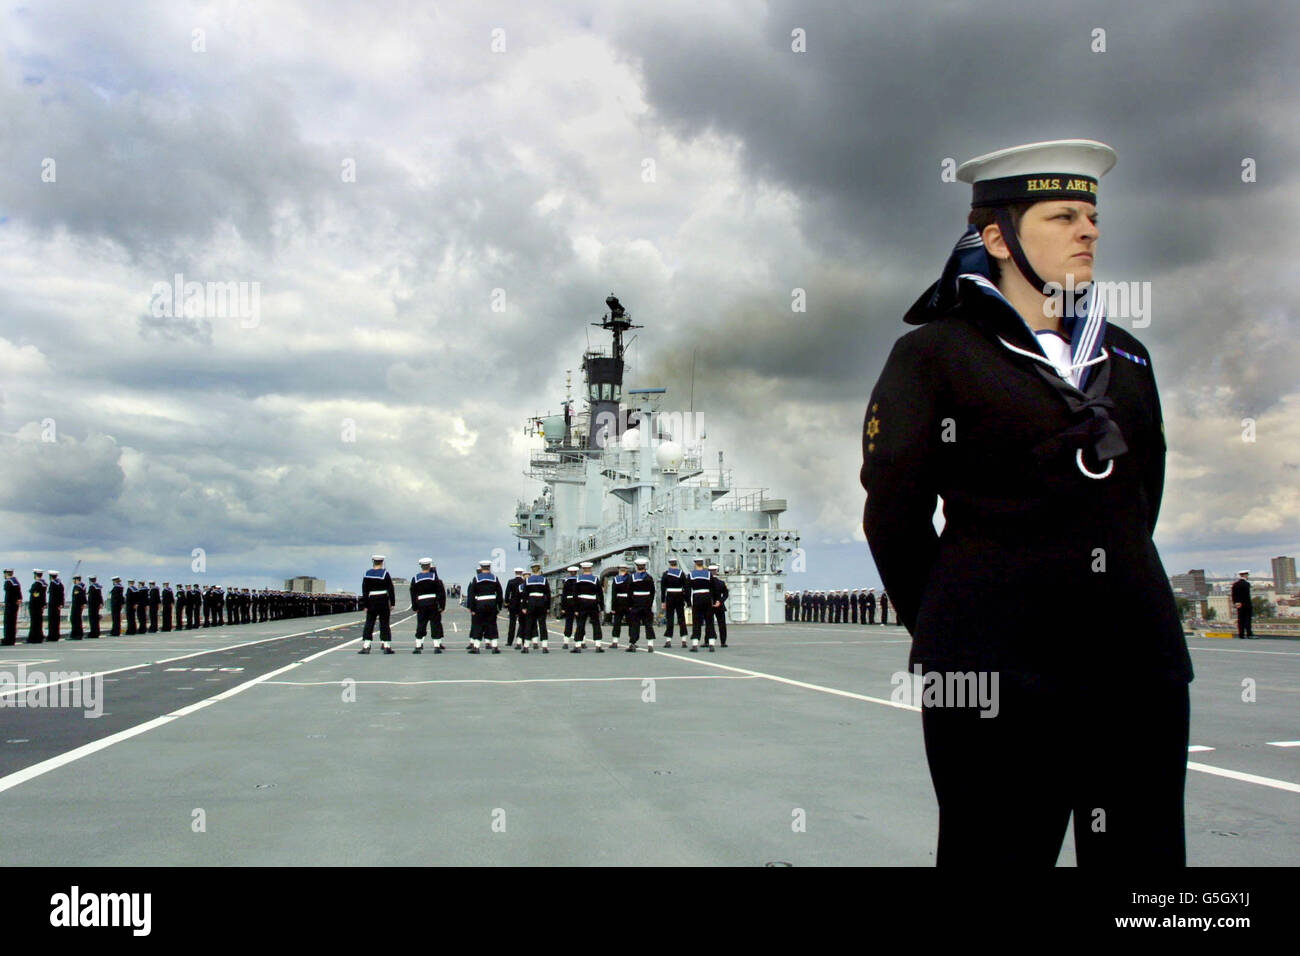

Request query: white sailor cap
[
  {"left": 478, "top": 560, "right": 492, "bottom": 568},
  {"left": 634, "top": 558, "right": 648, "bottom": 566},
  {"left": 33, "top": 568, "right": 43, "bottom": 574},
  {"left": 514, "top": 567, "right": 525, "bottom": 574},
  {"left": 49, "top": 570, "right": 59, "bottom": 576},
  {"left": 112, "top": 576, "right": 121, "bottom": 581},
  {"left": 530, "top": 561, "right": 542, "bottom": 568},
  {"left": 958, "top": 139, "right": 1116, "bottom": 208},
  {"left": 667, "top": 557, "right": 679, "bottom": 564},
  {"left": 371, "top": 554, "right": 385, "bottom": 562},
  {"left": 693, "top": 557, "right": 705, "bottom": 564},
  {"left": 1239, "top": 569, "right": 1251, "bottom": 575},
  {"left": 580, "top": 561, "right": 593, "bottom": 568},
  {"left": 618, "top": 562, "right": 629, "bottom": 568},
  {"left": 708, "top": 564, "right": 718, "bottom": 570},
  {"left": 567, "top": 566, "right": 579, "bottom": 572}
]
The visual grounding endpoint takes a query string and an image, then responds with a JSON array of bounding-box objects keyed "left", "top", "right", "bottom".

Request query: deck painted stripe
[
  {"left": 262, "top": 674, "right": 757, "bottom": 687},
  {"left": 1185, "top": 762, "right": 1300, "bottom": 794}
]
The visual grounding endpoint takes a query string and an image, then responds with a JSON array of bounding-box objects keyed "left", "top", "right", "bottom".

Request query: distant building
[
  {"left": 1170, "top": 569, "right": 1209, "bottom": 598},
  {"left": 1271, "top": 556, "right": 1297, "bottom": 593},
  {"left": 284, "top": 576, "right": 327, "bottom": 593}
]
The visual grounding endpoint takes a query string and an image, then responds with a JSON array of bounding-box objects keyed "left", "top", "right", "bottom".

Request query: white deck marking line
[
  {"left": 652, "top": 650, "right": 920, "bottom": 712},
  {"left": 1266, "top": 741, "right": 1300, "bottom": 747},
  {"left": 1188, "top": 647, "right": 1300, "bottom": 657},
  {"left": 0, "top": 617, "right": 363, "bottom": 700},
  {"left": 657, "top": 652, "right": 1300, "bottom": 791},
  {"left": 0, "top": 617, "right": 396, "bottom": 795},
  {"left": 783, "top": 640, "right": 912, "bottom": 645},
  {"left": 1187, "top": 745, "right": 1215, "bottom": 752},
  {"left": 262, "top": 675, "right": 758, "bottom": 687},
  {"left": 1186, "top": 762, "right": 1300, "bottom": 794}
]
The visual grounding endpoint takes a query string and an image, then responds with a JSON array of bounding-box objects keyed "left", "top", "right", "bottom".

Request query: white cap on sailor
[
  {"left": 708, "top": 564, "right": 719, "bottom": 571},
  {"left": 635, "top": 558, "right": 648, "bottom": 567},
  {"left": 1239, "top": 569, "right": 1251, "bottom": 575},
  {"left": 567, "top": 566, "right": 579, "bottom": 572},
  {"left": 419, "top": 557, "right": 432, "bottom": 567},
  {"left": 33, "top": 569, "right": 43, "bottom": 575},
  {"left": 478, "top": 560, "right": 492, "bottom": 568},
  {"left": 514, "top": 567, "right": 525, "bottom": 574},
  {"left": 667, "top": 557, "right": 679, "bottom": 564},
  {"left": 693, "top": 557, "right": 704, "bottom": 564},
  {"left": 957, "top": 139, "right": 1117, "bottom": 205},
  {"left": 371, "top": 554, "right": 385, "bottom": 562},
  {"left": 580, "top": 561, "right": 593, "bottom": 569},
  {"left": 49, "top": 570, "right": 60, "bottom": 576}
]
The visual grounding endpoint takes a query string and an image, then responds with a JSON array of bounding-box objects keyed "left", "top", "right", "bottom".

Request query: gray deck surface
[{"left": 0, "top": 608, "right": 1295, "bottom": 866}]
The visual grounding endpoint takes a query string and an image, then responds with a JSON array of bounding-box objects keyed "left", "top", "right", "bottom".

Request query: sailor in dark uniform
[
  {"left": 146, "top": 581, "right": 160, "bottom": 632},
  {"left": 410, "top": 558, "right": 447, "bottom": 653},
  {"left": 161, "top": 582, "right": 174, "bottom": 632},
  {"left": 110, "top": 577, "right": 124, "bottom": 635},
  {"left": 359, "top": 555, "right": 397, "bottom": 654},
  {"left": 46, "top": 570, "right": 64, "bottom": 642},
  {"left": 864, "top": 588, "right": 876, "bottom": 625},
  {"left": 688, "top": 558, "right": 717, "bottom": 652},
  {"left": 560, "top": 566, "right": 579, "bottom": 648},
  {"left": 571, "top": 561, "right": 604, "bottom": 652},
  {"left": 626, "top": 557, "right": 656, "bottom": 652},
  {"left": 136, "top": 580, "right": 151, "bottom": 632},
  {"left": 609, "top": 562, "right": 632, "bottom": 649},
  {"left": 709, "top": 564, "right": 729, "bottom": 647},
  {"left": 862, "top": 140, "right": 1192, "bottom": 867},
  {"left": 27, "top": 570, "right": 47, "bottom": 643},
  {"left": 660, "top": 557, "right": 688, "bottom": 646},
  {"left": 467, "top": 560, "right": 504, "bottom": 654},
  {"left": 69, "top": 574, "right": 86, "bottom": 639},
  {"left": 504, "top": 568, "right": 526, "bottom": 647},
  {"left": 522, "top": 562, "right": 551, "bottom": 653},
  {"left": 3, "top": 568, "right": 21, "bottom": 645},
  {"left": 87, "top": 576, "right": 103, "bottom": 638},
  {"left": 1231, "top": 570, "right": 1253, "bottom": 639}
]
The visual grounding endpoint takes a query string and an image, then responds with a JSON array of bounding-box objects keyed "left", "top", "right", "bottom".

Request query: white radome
[
  {"left": 620, "top": 428, "right": 642, "bottom": 451},
  {"left": 655, "top": 440, "right": 684, "bottom": 471}
]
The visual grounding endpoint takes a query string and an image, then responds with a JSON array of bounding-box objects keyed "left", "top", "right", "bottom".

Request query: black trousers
[
  {"left": 628, "top": 606, "right": 655, "bottom": 644},
  {"left": 922, "top": 678, "right": 1189, "bottom": 867},
  {"left": 521, "top": 607, "right": 547, "bottom": 641},
  {"left": 1236, "top": 606, "right": 1253, "bottom": 638},
  {"left": 611, "top": 607, "right": 628, "bottom": 638},
  {"left": 111, "top": 604, "right": 123, "bottom": 635},
  {"left": 3, "top": 603, "right": 17, "bottom": 644},
  {"left": 662, "top": 598, "right": 687, "bottom": 636},
  {"left": 414, "top": 606, "right": 443, "bottom": 640},
  {"left": 880, "top": 605, "right": 889, "bottom": 625},
  {"left": 363, "top": 601, "right": 392, "bottom": 642},
  {"left": 135, "top": 604, "right": 148, "bottom": 632},
  {"left": 162, "top": 604, "right": 173, "bottom": 631},
  {"left": 47, "top": 605, "right": 62, "bottom": 642},
  {"left": 713, "top": 607, "right": 728, "bottom": 645},
  {"left": 506, "top": 609, "right": 522, "bottom": 644},
  {"left": 867, "top": 607, "right": 875, "bottom": 624},
  {"left": 563, "top": 608, "right": 575, "bottom": 637},
  {"left": 88, "top": 608, "right": 101, "bottom": 638},
  {"left": 469, "top": 609, "right": 498, "bottom": 641},
  {"left": 70, "top": 604, "right": 85, "bottom": 638},
  {"left": 27, "top": 603, "right": 45, "bottom": 642},
  {"left": 574, "top": 606, "right": 602, "bottom": 641},
  {"left": 690, "top": 601, "right": 716, "bottom": 643}
]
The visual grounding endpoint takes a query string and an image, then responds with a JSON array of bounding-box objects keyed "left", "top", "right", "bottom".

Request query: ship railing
[{"left": 711, "top": 488, "right": 770, "bottom": 511}]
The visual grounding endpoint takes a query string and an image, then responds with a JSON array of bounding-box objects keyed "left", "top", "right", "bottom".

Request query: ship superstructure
[{"left": 511, "top": 295, "right": 799, "bottom": 623}]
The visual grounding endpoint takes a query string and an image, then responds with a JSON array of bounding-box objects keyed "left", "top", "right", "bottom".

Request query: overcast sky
[{"left": 2, "top": 0, "right": 1297, "bottom": 592}]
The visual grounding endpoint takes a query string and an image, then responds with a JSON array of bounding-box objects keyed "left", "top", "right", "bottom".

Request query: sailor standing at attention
[
  {"left": 862, "top": 140, "right": 1191, "bottom": 867},
  {"left": 1231, "top": 570, "right": 1253, "bottom": 639},
  {"left": 708, "top": 564, "right": 729, "bottom": 648},
  {"left": 3, "top": 568, "right": 21, "bottom": 646},
  {"left": 109, "top": 577, "right": 124, "bottom": 635},
  {"left": 522, "top": 562, "right": 551, "bottom": 653},
  {"left": 660, "top": 557, "right": 688, "bottom": 647},
  {"left": 561, "top": 565, "right": 580, "bottom": 648},
  {"left": 87, "top": 576, "right": 104, "bottom": 638},
  {"left": 410, "top": 558, "right": 447, "bottom": 654},
  {"left": 608, "top": 561, "right": 632, "bottom": 649},
  {"left": 359, "top": 555, "right": 397, "bottom": 655},
  {"left": 467, "top": 560, "right": 504, "bottom": 654},
  {"left": 161, "top": 582, "right": 174, "bottom": 632},
  {"left": 27, "top": 570, "right": 47, "bottom": 643},
  {"left": 571, "top": 561, "right": 604, "bottom": 653},
  {"left": 504, "top": 567, "right": 526, "bottom": 647},
  {"left": 688, "top": 558, "right": 717, "bottom": 652},
  {"left": 69, "top": 574, "right": 87, "bottom": 640},
  {"left": 46, "top": 570, "right": 65, "bottom": 642},
  {"left": 626, "top": 557, "right": 656, "bottom": 652}
]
